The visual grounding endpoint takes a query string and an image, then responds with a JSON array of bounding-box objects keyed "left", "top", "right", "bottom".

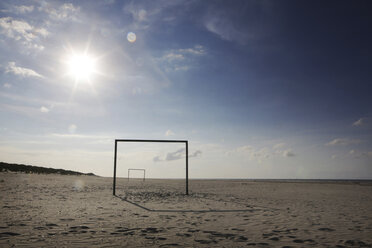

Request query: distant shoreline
[
  {"left": 1, "top": 162, "right": 370, "bottom": 182},
  {"left": 0, "top": 162, "right": 96, "bottom": 176},
  {"left": 115, "top": 177, "right": 372, "bottom": 184}
]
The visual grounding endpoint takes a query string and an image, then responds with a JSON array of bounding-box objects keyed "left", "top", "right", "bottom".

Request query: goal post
[
  {"left": 128, "top": 168, "right": 146, "bottom": 181},
  {"left": 113, "top": 139, "right": 188, "bottom": 196}
]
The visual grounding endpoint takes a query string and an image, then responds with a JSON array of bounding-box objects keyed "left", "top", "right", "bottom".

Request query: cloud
[
  {"left": 0, "top": 17, "right": 48, "bottom": 50},
  {"left": 237, "top": 145, "right": 254, "bottom": 152},
  {"left": 273, "top": 143, "right": 285, "bottom": 149},
  {"left": 123, "top": 1, "right": 187, "bottom": 30},
  {"left": 1, "top": 5, "right": 34, "bottom": 14},
  {"left": 189, "top": 150, "right": 202, "bottom": 158},
  {"left": 161, "top": 45, "right": 205, "bottom": 62},
  {"left": 14, "top": 5, "right": 35, "bottom": 14},
  {"left": 162, "top": 53, "right": 185, "bottom": 61},
  {"left": 153, "top": 156, "right": 162, "bottom": 162},
  {"left": 166, "top": 148, "right": 185, "bottom": 161},
  {"left": 40, "top": 106, "right": 49, "bottom": 113},
  {"left": 204, "top": 15, "right": 250, "bottom": 44},
  {"left": 158, "top": 45, "right": 205, "bottom": 72},
  {"left": 153, "top": 148, "right": 202, "bottom": 162},
  {"left": 133, "top": 8, "right": 148, "bottom": 22},
  {"left": 282, "top": 149, "right": 295, "bottom": 157},
  {"left": 349, "top": 149, "right": 372, "bottom": 159},
  {"left": 202, "top": 2, "right": 273, "bottom": 45},
  {"left": 178, "top": 45, "right": 205, "bottom": 55},
  {"left": 235, "top": 145, "right": 270, "bottom": 163},
  {"left": 5, "top": 62, "right": 43, "bottom": 78},
  {"left": 326, "top": 138, "right": 362, "bottom": 146},
  {"left": 353, "top": 118, "right": 365, "bottom": 127},
  {"left": 0, "top": 102, "right": 37, "bottom": 116},
  {"left": 3, "top": 83, "right": 11, "bottom": 88},
  {"left": 165, "top": 129, "right": 175, "bottom": 136},
  {"left": 40, "top": 3, "right": 80, "bottom": 21},
  {"left": 68, "top": 124, "right": 77, "bottom": 134},
  {"left": 123, "top": 3, "right": 158, "bottom": 30},
  {"left": 234, "top": 143, "right": 295, "bottom": 163}
]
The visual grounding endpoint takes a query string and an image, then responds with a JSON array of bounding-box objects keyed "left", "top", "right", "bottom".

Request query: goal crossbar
[{"left": 113, "top": 139, "right": 188, "bottom": 195}]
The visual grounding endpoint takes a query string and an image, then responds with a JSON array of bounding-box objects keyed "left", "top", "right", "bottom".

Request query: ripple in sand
[
  {"left": 318, "top": 227, "right": 335, "bottom": 232},
  {"left": 195, "top": 239, "right": 216, "bottom": 244},
  {"left": 46, "top": 223, "right": 58, "bottom": 227},
  {"left": 0, "top": 232, "right": 21, "bottom": 237},
  {"left": 159, "top": 244, "right": 181, "bottom": 247}
]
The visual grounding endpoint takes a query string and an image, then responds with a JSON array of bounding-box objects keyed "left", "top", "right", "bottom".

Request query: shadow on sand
[{"left": 114, "top": 195, "right": 257, "bottom": 213}]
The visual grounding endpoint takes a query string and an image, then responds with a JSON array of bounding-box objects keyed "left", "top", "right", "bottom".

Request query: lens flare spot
[
  {"left": 74, "top": 180, "right": 85, "bottom": 191},
  {"left": 127, "top": 32, "right": 136, "bottom": 43}
]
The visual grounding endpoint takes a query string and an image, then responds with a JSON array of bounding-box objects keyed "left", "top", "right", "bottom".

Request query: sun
[{"left": 66, "top": 53, "right": 97, "bottom": 82}]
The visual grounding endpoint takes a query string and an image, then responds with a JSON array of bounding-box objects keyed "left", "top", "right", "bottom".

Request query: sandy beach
[{"left": 1, "top": 172, "right": 372, "bottom": 247}]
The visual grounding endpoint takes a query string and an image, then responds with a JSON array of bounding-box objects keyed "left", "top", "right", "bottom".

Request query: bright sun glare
[{"left": 67, "top": 53, "right": 96, "bottom": 82}]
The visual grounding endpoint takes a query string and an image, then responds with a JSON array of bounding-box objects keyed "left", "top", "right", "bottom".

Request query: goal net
[{"left": 128, "top": 168, "right": 145, "bottom": 181}]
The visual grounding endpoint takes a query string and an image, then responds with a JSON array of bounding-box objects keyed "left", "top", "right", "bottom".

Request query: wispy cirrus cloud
[
  {"left": 123, "top": 1, "right": 189, "bottom": 30},
  {"left": 204, "top": 14, "right": 251, "bottom": 44},
  {"left": 325, "top": 138, "right": 362, "bottom": 146},
  {"left": 1, "top": 4, "right": 34, "bottom": 14},
  {"left": 202, "top": 1, "right": 273, "bottom": 45},
  {"left": 158, "top": 45, "right": 205, "bottom": 72},
  {"left": 349, "top": 149, "right": 372, "bottom": 159},
  {"left": 5, "top": 62, "right": 43, "bottom": 78},
  {"left": 234, "top": 145, "right": 270, "bottom": 163},
  {"left": 14, "top": 5, "right": 34, "bottom": 14},
  {"left": 0, "top": 103, "right": 39, "bottom": 117},
  {"left": 232, "top": 142, "right": 296, "bottom": 163},
  {"left": 153, "top": 148, "right": 202, "bottom": 162},
  {"left": 0, "top": 17, "right": 48, "bottom": 50},
  {"left": 39, "top": 3, "right": 80, "bottom": 21}
]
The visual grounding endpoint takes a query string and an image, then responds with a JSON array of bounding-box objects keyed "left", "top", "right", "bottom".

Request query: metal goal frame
[
  {"left": 113, "top": 139, "right": 188, "bottom": 195},
  {"left": 128, "top": 168, "right": 146, "bottom": 181}
]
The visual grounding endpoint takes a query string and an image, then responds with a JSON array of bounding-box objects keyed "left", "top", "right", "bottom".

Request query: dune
[{"left": 1, "top": 172, "right": 372, "bottom": 247}]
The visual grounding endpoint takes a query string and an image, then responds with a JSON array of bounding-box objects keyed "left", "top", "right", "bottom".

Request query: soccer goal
[
  {"left": 128, "top": 168, "right": 145, "bottom": 181},
  {"left": 113, "top": 139, "right": 188, "bottom": 195}
]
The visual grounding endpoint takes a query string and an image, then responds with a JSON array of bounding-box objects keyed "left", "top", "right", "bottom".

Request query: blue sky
[{"left": 0, "top": 0, "right": 371, "bottom": 178}]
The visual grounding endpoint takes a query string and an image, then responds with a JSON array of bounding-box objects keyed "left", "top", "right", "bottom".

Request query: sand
[{"left": 1, "top": 173, "right": 372, "bottom": 247}]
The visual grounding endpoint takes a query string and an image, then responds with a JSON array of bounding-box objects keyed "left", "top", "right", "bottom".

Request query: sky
[{"left": 0, "top": 0, "right": 371, "bottom": 179}]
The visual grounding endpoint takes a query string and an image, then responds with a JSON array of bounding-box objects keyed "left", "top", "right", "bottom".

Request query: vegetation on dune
[{"left": 0, "top": 162, "right": 96, "bottom": 176}]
